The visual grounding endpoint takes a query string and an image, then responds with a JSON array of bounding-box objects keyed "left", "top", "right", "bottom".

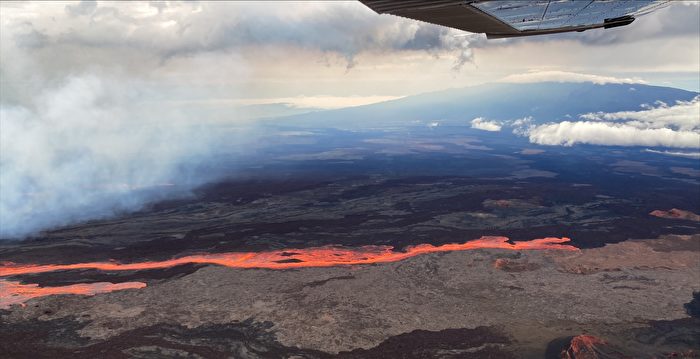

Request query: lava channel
[
  {"left": 0, "top": 280, "right": 146, "bottom": 309},
  {"left": 0, "top": 236, "right": 576, "bottom": 307}
]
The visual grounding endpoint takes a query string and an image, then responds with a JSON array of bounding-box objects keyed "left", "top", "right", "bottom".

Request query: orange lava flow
[
  {"left": 0, "top": 236, "right": 577, "bottom": 279},
  {"left": 0, "top": 280, "right": 146, "bottom": 309},
  {"left": 0, "top": 236, "right": 577, "bottom": 308}
]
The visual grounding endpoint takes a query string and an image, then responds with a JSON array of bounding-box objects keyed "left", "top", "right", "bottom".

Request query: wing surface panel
[{"left": 361, "top": 0, "right": 670, "bottom": 38}]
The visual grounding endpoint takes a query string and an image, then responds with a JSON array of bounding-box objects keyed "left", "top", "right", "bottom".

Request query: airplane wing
[{"left": 360, "top": 0, "right": 670, "bottom": 38}]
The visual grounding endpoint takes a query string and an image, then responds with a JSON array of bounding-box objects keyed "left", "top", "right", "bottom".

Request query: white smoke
[{"left": 0, "top": 75, "right": 232, "bottom": 238}]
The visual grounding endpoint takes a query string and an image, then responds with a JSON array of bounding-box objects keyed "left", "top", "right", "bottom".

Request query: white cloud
[
  {"left": 500, "top": 70, "right": 647, "bottom": 85},
  {"left": 510, "top": 116, "right": 533, "bottom": 136},
  {"left": 523, "top": 97, "right": 700, "bottom": 149},
  {"left": 580, "top": 96, "right": 700, "bottom": 131},
  {"left": 471, "top": 117, "right": 502, "bottom": 131},
  {"left": 644, "top": 149, "right": 700, "bottom": 158},
  {"left": 0, "top": 1, "right": 483, "bottom": 73},
  {"left": 527, "top": 121, "right": 699, "bottom": 148},
  {"left": 511, "top": 116, "right": 533, "bottom": 127}
]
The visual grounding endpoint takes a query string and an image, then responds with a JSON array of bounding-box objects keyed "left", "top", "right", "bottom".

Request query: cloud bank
[
  {"left": 580, "top": 97, "right": 700, "bottom": 131},
  {"left": 527, "top": 122, "right": 699, "bottom": 148},
  {"left": 501, "top": 71, "right": 647, "bottom": 85},
  {"left": 1, "top": 1, "right": 485, "bottom": 75},
  {"left": 524, "top": 97, "right": 700, "bottom": 149}
]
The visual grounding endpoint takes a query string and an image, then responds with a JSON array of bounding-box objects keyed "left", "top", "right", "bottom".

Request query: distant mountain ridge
[{"left": 274, "top": 82, "right": 698, "bottom": 129}]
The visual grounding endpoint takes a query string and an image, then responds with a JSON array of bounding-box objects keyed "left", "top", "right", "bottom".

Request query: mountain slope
[{"left": 275, "top": 82, "right": 698, "bottom": 128}]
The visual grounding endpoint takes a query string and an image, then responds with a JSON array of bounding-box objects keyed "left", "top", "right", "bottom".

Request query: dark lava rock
[
  {"left": 684, "top": 291, "right": 700, "bottom": 318},
  {"left": 336, "top": 326, "right": 515, "bottom": 359}
]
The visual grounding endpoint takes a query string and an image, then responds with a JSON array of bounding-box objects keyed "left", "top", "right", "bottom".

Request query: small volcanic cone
[
  {"left": 649, "top": 209, "right": 700, "bottom": 222},
  {"left": 560, "top": 335, "right": 630, "bottom": 359}
]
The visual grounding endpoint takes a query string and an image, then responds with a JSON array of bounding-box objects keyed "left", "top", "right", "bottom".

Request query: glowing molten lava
[
  {"left": 561, "top": 334, "right": 626, "bottom": 359},
  {"left": 0, "top": 236, "right": 576, "bottom": 277},
  {"left": 0, "top": 280, "right": 146, "bottom": 309},
  {"left": 0, "top": 236, "right": 576, "bottom": 307}
]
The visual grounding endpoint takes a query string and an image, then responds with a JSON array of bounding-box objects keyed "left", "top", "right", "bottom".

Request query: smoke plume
[{"left": 0, "top": 74, "right": 239, "bottom": 238}]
